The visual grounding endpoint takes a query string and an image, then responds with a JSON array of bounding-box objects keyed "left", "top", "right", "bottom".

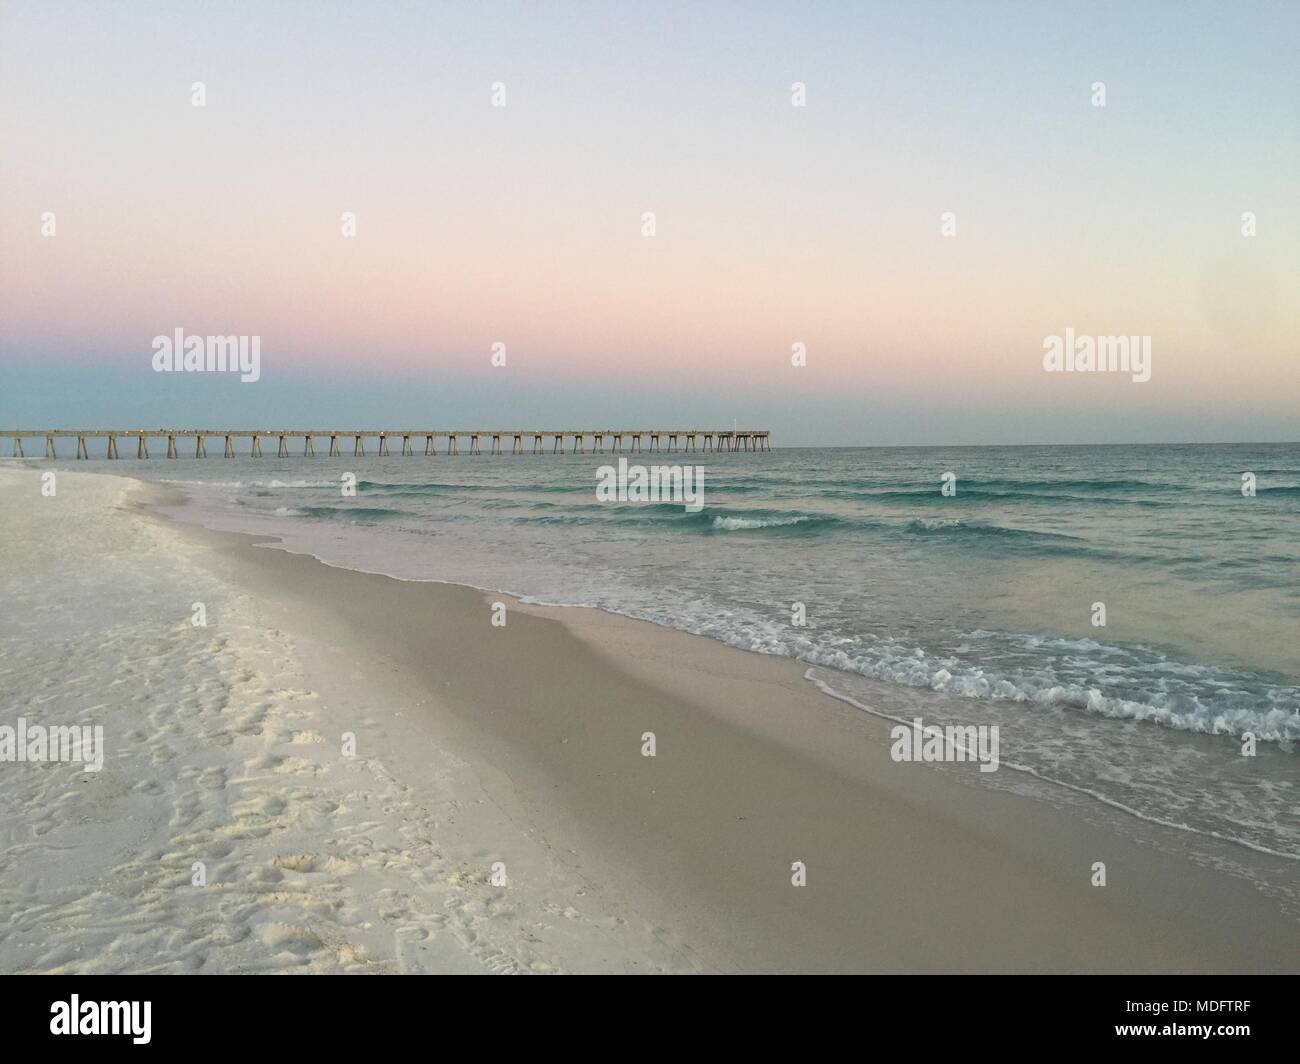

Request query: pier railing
[{"left": 1, "top": 429, "right": 772, "bottom": 458}]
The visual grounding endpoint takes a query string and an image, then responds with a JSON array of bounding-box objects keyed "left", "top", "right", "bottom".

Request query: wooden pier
[{"left": 1, "top": 429, "right": 772, "bottom": 458}]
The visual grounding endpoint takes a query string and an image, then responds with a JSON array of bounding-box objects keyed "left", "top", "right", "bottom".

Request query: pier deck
[{"left": 1, "top": 429, "right": 771, "bottom": 458}]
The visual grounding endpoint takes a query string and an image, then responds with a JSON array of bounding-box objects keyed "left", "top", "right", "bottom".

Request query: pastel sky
[{"left": 1, "top": 0, "right": 1297, "bottom": 445}]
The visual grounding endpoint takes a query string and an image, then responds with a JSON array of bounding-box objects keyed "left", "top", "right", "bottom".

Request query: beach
[{"left": 1, "top": 464, "right": 1296, "bottom": 973}]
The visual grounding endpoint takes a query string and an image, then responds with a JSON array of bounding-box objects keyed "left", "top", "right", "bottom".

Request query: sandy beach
[{"left": 1, "top": 465, "right": 1295, "bottom": 973}]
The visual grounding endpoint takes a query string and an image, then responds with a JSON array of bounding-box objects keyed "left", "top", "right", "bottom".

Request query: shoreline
[
  {"left": 3, "top": 466, "right": 1297, "bottom": 972},
  {"left": 153, "top": 472, "right": 1300, "bottom": 867},
  {"left": 150, "top": 477, "right": 1299, "bottom": 972}
]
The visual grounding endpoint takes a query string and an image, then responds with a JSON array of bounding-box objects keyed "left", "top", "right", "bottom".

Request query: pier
[{"left": 1, "top": 429, "right": 772, "bottom": 458}]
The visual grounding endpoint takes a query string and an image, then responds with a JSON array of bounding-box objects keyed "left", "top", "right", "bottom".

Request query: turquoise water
[{"left": 125, "top": 442, "right": 1299, "bottom": 861}]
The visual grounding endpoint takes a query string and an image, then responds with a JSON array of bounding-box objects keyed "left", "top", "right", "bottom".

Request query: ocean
[{"left": 127, "top": 442, "right": 1298, "bottom": 868}]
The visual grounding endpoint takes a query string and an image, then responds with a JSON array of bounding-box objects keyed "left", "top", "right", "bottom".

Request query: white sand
[{"left": 0, "top": 468, "right": 692, "bottom": 973}]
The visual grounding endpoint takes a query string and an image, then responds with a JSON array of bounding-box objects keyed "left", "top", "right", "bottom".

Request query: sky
[{"left": 1, "top": 0, "right": 1297, "bottom": 446}]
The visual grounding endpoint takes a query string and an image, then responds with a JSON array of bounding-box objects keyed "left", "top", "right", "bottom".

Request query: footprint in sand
[{"left": 255, "top": 922, "right": 323, "bottom": 955}]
